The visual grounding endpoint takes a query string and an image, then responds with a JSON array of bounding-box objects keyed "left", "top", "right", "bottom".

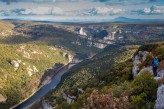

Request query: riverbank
[{"left": 24, "top": 58, "right": 93, "bottom": 109}]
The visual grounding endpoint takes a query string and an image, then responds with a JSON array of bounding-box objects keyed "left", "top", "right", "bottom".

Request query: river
[{"left": 13, "top": 63, "right": 78, "bottom": 109}]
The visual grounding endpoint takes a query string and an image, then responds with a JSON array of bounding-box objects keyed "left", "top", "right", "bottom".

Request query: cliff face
[{"left": 46, "top": 42, "right": 164, "bottom": 109}]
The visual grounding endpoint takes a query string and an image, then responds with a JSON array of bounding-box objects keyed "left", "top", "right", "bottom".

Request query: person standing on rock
[{"left": 152, "top": 55, "right": 159, "bottom": 76}]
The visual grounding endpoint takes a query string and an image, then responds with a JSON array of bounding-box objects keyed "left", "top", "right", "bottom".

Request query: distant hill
[
  {"left": 109, "top": 17, "right": 164, "bottom": 23},
  {"left": 2, "top": 17, "right": 164, "bottom": 23}
]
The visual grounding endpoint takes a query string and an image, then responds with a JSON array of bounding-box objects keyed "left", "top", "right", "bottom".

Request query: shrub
[{"left": 129, "top": 70, "right": 159, "bottom": 108}]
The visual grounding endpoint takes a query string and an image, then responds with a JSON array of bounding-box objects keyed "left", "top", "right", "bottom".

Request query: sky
[{"left": 0, "top": 0, "right": 164, "bottom": 21}]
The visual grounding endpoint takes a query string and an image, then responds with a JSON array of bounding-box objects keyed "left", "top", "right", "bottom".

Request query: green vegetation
[
  {"left": 12, "top": 21, "right": 100, "bottom": 58},
  {"left": 0, "top": 20, "right": 101, "bottom": 108},
  {"left": 0, "top": 20, "right": 164, "bottom": 109},
  {"left": 46, "top": 42, "right": 164, "bottom": 109},
  {"left": 46, "top": 45, "right": 138, "bottom": 107},
  {"left": 0, "top": 43, "right": 70, "bottom": 108},
  {"left": 129, "top": 70, "right": 159, "bottom": 108},
  {"left": 0, "top": 21, "right": 81, "bottom": 108}
]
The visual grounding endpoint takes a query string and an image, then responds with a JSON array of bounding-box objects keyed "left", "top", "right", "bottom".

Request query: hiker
[{"left": 152, "top": 55, "right": 159, "bottom": 76}]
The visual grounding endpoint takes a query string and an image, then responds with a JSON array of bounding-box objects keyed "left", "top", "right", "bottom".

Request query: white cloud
[
  {"left": 0, "top": 6, "right": 64, "bottom": 16},
  {"left": 51, "top": 7, "right": 63, "bottom": 15},
  {"left": 21, "top": 7, "right": 52, "bottom": 15},
  {"left": 0, "top": 6, "right": 123, "bottom": 17},
  {"left": 143, "top": 8, "right": 151, "bottom": 14},
  {"left": 142, "top": 5, "right": 164, "bottom": 14},
  {"left": 82, "top": 7, "right": 124, "bottom": 16}
]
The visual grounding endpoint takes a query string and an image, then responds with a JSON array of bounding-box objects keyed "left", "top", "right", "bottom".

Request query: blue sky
[{"left": 0, "top": 0, "right": 164, "bottom": 21}]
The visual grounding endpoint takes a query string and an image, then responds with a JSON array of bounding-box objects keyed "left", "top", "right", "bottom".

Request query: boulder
[
  {"left": 33, "top": 65, "right": 39, "bottom": 73},
  {"left": 0, "top": 94, "right": 7, "bottom": 103},
  {"left": 27, "top": 66, "right": 33, "bottom": 77},
  {"left": 62, "top": 52, "right": 67, "bottom": 58},
  {"left": 155, "top": 85, "right": 164, "bottom": 109},
  {"left": 27, "top": 65, "right": 38, "bottom": 77},
  {"left": 68, "top": 55, "right": 73, "bottom": 63},
  {"left": 10, "top": 60, "right": 20, "bottom": 68}
]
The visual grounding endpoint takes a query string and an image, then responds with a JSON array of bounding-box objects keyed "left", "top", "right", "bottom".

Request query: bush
[{"left": 129, "top": 70, "right": 159, "bottom": 108}]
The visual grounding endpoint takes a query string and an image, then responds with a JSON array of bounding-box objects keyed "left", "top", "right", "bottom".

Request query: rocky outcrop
[
  {"left": 62, "top": 88, "right": 84, "bottom": 104},
  {"left": 10, "top": 60, "right": 20, "bottom": 68},
  {"left": 62, "top": 52, "right": 74, "bottom": 63},
  {"left": 132, "top": 51, "right": 149, "bottom": 77},
  {"left": 63, "top": 93, "right": 76, "bottom": 104},
  {"left": 62, "top": 52, "right": 67, "bottom": 58},
  {"left": 17, "top": 45, "right": 31, "bottom": 59},
  {"left": 155, "top": 85, "right": 164, "bottom": 109},
  {"left": 132, "top": 51, "right": 164, "bottom": 79},
  {"left": 0, "top": 94, "right": 7, "bottom": 103},
  {"left": 27, "top": 65, "right": 38, "bottom": 77},
  {"left": 79, "top": 27, "right": 87, "bottom": 36},
  {"left": 42, "top": 100, "right": 53, "bottom": 109},
  {"left": 132, "top": 50, "right": 164, "bottom": 108},
  {"left": 10, "top": 60, "right": 22, "bottom": 70},
  {"left": 68, "top": 55, "right": 73, "bottom": 63}
]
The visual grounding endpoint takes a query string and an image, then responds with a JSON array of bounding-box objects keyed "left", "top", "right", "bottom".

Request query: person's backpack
[{"left": 153, "top": 58, "right": 159, "bottom": 67}]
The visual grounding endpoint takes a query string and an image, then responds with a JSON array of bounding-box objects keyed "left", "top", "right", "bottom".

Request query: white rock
[
  {"left": 17, "top": 60, "right": 22, "bottom": 64},
  {"left": 31, "top": 50, "right": 42, "bottom": 55},
  {"left": 42, "top": 100, "right": 53, "bottom": 109},
  {"left": 27, "top": 66, "right": 33, "bottom": 77},
  {"left": 68, "top": 55, "right": 73, "bottom": 63},
  {"left": 27, "top": 65, "right": 38, "bottom": 77},
  {"left": 63, "top": 93, "right": 67, "bottom": 100},
  {"left": 33, "top": 66, "right": 38, "bottom": 73},
  {"left": 23, "top": 51, "right": 31, "bottom": 59},
  {"left": 78, "top": 88, "right": 84, "bottom": 93},
  {"left": 158, "top": 70, "right": 164, "bottom": 78},
  {"left": 155, "top": 85, "right": 164, "bottom": 109},
  {"left": 10, "top": 60, "right": 20, "bottom": 68},
  {"left": 22, "top": 63, "right": 26, "bottom": 65},
  {"left": 62, "top": 52, "right": 67, "bottom": 58},
  {"left": 49, "top": 47, "right": 56, "bottom": 51},
  {"left": 68, "top": 95, "right": 76, "bottom": 99},
  {"left": 63, "top": 93, "right": 76, "bottom": 104},
  {"left": 154, "top": 77, "right": 162, "bottom": 81},
  {"left": 67, "top": 97, "right": 73, "bottom": 104},
  {"left": 132, "top": 65, "right": 139, "bottom": 77},
  {"left": 142, "top": 51, "right": 149, "bottom": 61},
  {"left": 0, "top": 94, "right": 7, "bottom": 103},
  {"left": 133, "top": 55, "right": 141, "bottom": 65}
]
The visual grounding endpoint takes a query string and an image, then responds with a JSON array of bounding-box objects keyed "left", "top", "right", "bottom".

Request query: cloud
[
  {"left": 1, "top": 0, "right": 161, "bottom": 5},
  {"left": 140, "top": 5, "right": 164, "bottom": 15},
  {"left": 81, "top": 7, "right": 124, "bottom": 16},
  {"left": 21, "top": 7, "right": 63, "bottom": 15},
  {"left": 0, "top": 5, "right": 124, "bottom": 17},
  {"left": 0, "top": 6, "right": 64, "bottom": 16},
  {"left": 0, "top": 0, "right": 56, "bottom": 4},
  {"left": 94, "top": 0, "right": 158, "bottom": 5}
]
